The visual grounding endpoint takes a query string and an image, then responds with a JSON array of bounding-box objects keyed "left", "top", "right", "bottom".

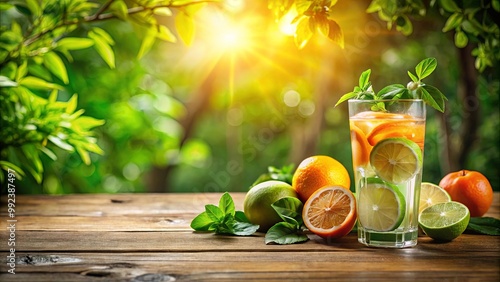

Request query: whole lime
[{"left": 243, "top": 180, "right": 298, "bottom": 232}]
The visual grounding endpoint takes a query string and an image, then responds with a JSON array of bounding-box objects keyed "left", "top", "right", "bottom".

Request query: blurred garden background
[{"left": 1, "top": 0, "right": 499, "bottom": 194}]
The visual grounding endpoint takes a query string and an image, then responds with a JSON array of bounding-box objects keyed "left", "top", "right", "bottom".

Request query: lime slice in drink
[
  {"left": 370, "top": 137, "right": 423, "bottom": 184},
  {"left": 358, "top": 177, "right": 406, "bottom": 232},
  {"left": 418, "top": 182, "right": 451, "bottom": 214},
  {"left": 418, "top": 201, "right": 470, "bottom": 241}
]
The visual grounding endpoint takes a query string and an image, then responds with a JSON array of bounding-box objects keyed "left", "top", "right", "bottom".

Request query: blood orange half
[{"left": 302, "top": 186, "right": 357, "bottom": 239}]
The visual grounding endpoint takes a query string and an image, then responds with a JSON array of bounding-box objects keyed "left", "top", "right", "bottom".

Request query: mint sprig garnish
[
  {"left": 190, "top": 192, "right": 259, "bottom": 236},
  {"left": 265, "top": 197, "right": 309, "bottom": 245},
  {"left": 335, "top": 57, "right": 447, "bottom": 112}
]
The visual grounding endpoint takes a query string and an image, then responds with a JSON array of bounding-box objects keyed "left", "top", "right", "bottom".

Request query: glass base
[{"left": 358, "top": 226, "right": 418, "bottom": 248}]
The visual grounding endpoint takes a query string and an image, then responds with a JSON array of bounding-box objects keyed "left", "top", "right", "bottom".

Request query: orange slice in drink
[
  {"left": 350, "top": 125, "right": 371, "bottom": 167},
  {"left": 302, "top": 186, "right": 357, "bottom": 239},
  {"left": 367, "top": 121, "right": 425, "bottom": 148}
]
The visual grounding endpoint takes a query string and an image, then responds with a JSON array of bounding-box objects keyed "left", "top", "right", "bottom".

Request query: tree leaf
[
  {"left": 157, "top": 25, "right": 177, "bottom": 43},
  {"left": 26, "top": 0, "right": 41, "bottom": 17},
  {"left": 19, "top": 76, "right": 63, "bottom": 90},
  {"left": 48, "top": 135, "right": 75, "bottom": 151},
  {"left": 175, "top": 11, "right": 194, "bottom": 46},
  {"left": 442, "top": 12, "right": 463, "bottom": 32},
  {"left": 395, "top": 15, "right": 413, "bottom": 36},
  {"left": 265, "top": 222, "right": 309, "bottom": 245},
  {"left": 57, "top": 37, "right": 95, "bottom": 50},
  {"left": 65, "top": 94, "right": 78, "bottom": 114},
  {"left": 294, "top": 17, "right": 313, "bottom": 49},
  {"left": 109, "top": 0, "right": 128, "bottom": 21},
  {"left": 89, "top": 31, "right": 115, "bottom": 69},
  {"left": 454, "top": 30, "right": 468, "bottom": 48},
  {"left": 190, "top": 212, "right": 215, "bottom": 231},
  {"left": 0, "top": 75, "right": 17, "bottom": 87},
  {"left": 137, "top": 27, "right": 156, "bottom": 60},
  {"left": 439, "top": 0, "right": 461, "bottom": 13},
  {"left": 44, "top": 51, "right": 69, "bottom": 84},
  {"left": 154, "top": 7, "right": 172, "bottom": 16},
  {"left": 327, "top": 19, "right": 344, "bottom": 48},
  {"left": 415, "top": 57, "right": 437, "bottom": 80},
  {"left": 219, "top": 192, "right": 235, "bottom": 216}
]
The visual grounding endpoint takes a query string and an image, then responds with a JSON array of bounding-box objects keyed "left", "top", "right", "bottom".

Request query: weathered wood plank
[
  {"left": 1, "top": 193, "right": 498, "bottom": 232},
  {"left": 1, "top": 251, "right": 499, "bottom": 281},
  {"left": 0, "top": 193, "right": 236, "bottom": 217},
  {"left": 1, "top": 231, "right": 498, "bottom": 253},
  {"left": 1, "top": 192, "right": 498, "bottom": 218}
]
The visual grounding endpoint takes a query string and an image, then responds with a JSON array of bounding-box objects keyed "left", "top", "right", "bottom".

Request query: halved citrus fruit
[
  {"left": 418, "top": 182, "right": 451, "bottom": 214},
  {"left": 370, "top": 137, "right": 423, "bottom": 184},
  {"left": 367, "top": 120, "right": 425, "bottom": 148},
  {"left": 350, "top": 124, "right": 371, "bottom": 167},
  {"left": 302, "top": 186, "right": 357, "bottom": 239},
  {"left": 357, "top": 177, "right": 406, "bottom": 232},
  {"left": 418, "top": 201, "right": 470, "bottom": 241}
]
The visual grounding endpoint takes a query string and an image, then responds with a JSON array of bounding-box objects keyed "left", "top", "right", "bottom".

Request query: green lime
[
  {"left": 370, "top": 137, "right": 423, "bottom": 184},
  {"left": 243, "top": 180, "right": 298, "bottom": 232},
  {"left": 357, "top": 177, "right": 406, "bottom": 232},
  {"left": 418, "top": 201, "right": 470, "bottom": 241},
  {"left": 419, "top": 182, "right": 451, "bottom": 214}
]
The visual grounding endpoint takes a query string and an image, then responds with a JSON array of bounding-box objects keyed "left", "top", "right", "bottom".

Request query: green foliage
[
  {"left": 336, "top": 58, "right": 447, "bottom": 112},
  {"left": 367, "top": 0, "right": 500, "bottom": 72},
  {"left": 0, "top": 0, "right": 219, "bottom": 186},
  {"left": 190, "top": 192, "right": 260, "bottom": 235},
  {"left": 269, "top": 0, "right": 345, "bottom": 49}
]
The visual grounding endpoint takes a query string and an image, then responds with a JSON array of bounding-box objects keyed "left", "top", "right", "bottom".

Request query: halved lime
[
  {"left": 370, "top": 137, "right": 423, "bottom": 184},
  {"left": 418, "top": 201, "right": 470, "bottom": 241},
  {"left": 419, "top": 182, "right": 451, "bottom": 214},
  {"left": 358, "top": 177, "right": 406, "bottom": 232}
]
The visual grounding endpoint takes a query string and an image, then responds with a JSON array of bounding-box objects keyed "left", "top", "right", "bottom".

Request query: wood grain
[{"left": 0, "top": 192, "right": 498, "bottom": 281}]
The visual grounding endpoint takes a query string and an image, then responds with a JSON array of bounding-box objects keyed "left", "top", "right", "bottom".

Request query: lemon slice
[
  {"left": 357, "top": 177, "right": 406, "bottom": 232},
  {"left": 418, "top": 201, "right": 470, "bottom": 241},
  {"left": 370, "top": 137, "right": 423, "bottom": 184},
  {"left": 418, "top": 182, "right": 451, "bottom": 214}
]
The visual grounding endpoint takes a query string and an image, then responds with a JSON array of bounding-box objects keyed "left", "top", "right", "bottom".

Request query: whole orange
[
  {"left": 439, "top": 170, "right": 493, "bottom": 217},
  {"left": 292, "top": 155, "right": 350, "bottom": 203}
]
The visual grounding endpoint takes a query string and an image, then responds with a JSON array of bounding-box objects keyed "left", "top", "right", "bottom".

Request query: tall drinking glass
[{"left": 348, "top": 99, "right": 426, "bottom": 248}]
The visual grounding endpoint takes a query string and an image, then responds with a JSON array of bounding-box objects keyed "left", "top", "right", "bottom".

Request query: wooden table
[{"left": 1, "top": 192, "right": 499, "bottom": 281}]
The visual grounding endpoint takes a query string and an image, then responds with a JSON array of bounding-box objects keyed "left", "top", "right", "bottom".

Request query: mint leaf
[
  {"left": 205, "top": 204, "right": 224, "bottom": 222},
  {"left": 335, "top": 91, "right": 358, "bottom": 107},
  {"left": 272, "top": 197, "right": 303, "bottom": 225},
  {"left": 415, "top": 57, "right": 437, "bottom": 80},
  {"left": 421, "top": 84, "right": 446, "bottom": 112},
  {"left": 191, "top": 193, "right": 259, "bottom": 236},
  {"left": 223, "top": 217, "right": 260, "bottom": 236},
  {"left": 190, "top": 212, "right": 215, "bottom": 231},
  {"left": 377, "top": 84, "right": 408, "bottom": 100},
  {"left": 407, "top": 70, "right": 418, "bottom": 82},
  {"left": 219, "top": 192, "right": 235, "bottom": 216},
  {"left": 465, "top": 217, "right": 500, "bottom": 235},
  {"left": 265, "top": 222, "right": 309, "bottom": 245},
  {"left": 359, "top": 69, "right": 371, "bottom": 89},
  {"left": 234, "top": 210, "right": 251, "bottom": 223}
]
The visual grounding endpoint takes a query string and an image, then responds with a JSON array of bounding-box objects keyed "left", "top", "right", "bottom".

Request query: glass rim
[{"left": 347, "top": 99, "right": 424, "bottom": 103}]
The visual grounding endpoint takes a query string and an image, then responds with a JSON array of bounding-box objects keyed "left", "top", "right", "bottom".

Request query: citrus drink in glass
[{"left": 349, "top": 99, "right": 425, "bottom": 248}]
